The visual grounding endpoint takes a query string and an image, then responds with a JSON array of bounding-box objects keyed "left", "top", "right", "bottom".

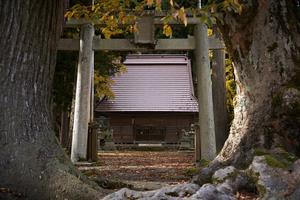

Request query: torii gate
[{"left": 58, "top": 13, "right": 226, "bottom": 164}]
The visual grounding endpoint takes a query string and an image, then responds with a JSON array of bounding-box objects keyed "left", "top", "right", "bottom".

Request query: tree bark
[
  {"left": 0, "top": 1, "right": 103, "bottom": 199},
  {"left": 215, "top": 0, "right": 300, "bottom": 167}
]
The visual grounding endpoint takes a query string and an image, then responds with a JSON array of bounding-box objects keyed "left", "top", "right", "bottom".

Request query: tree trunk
[
  {"left": 0, "top": 1, "right": 103, "bottom": 199},
  {"left": 215, "top": 0, "right": 300, "bottom": 167}
]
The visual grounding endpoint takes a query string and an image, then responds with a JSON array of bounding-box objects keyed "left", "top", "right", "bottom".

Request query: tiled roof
[{"left": 96, "top": 54, "right": 199, "bottom": 112}]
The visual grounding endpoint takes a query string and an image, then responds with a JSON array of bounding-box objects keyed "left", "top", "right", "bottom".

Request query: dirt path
[{"left": 78, "top": 151, "right": 196, "bottom": 190}]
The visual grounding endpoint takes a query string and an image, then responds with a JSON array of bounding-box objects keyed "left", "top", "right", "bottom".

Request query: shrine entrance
[
  {"left": 134, "top": 126, "right": 166, "bottom": 142},
  {"left": 58, "top": 11, "right": 227, "bottom": 164}
]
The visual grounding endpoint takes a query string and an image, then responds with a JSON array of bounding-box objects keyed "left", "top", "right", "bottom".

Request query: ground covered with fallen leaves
[
  {"left": 79, "top": 151, "right": 196, "bottom": 184},
  {"left": 77, "top": 150, "right": 258, "bottom": 199},
  {"left": 109, "top": 151, "right": 194, "bottom": 182}
]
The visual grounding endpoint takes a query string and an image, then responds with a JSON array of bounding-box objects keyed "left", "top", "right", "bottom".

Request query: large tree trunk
[
  {"left": 0, "top": 1, "right": 103, "bottom": 199},
  {"left": 215, "top": 0, "right": 300, "bottom": 167}
]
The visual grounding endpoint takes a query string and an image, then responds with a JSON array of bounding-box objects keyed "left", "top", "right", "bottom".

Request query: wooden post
[
  {"left": 87, "top": 122, "right": 98, "bottom": 162},
  {"left": 59, "top": 110, "right": 69, "bottom": 148},
  {"left": 212, "top": 48, "right": 228, "bottom": 152},
  {"left": 194, "top": 125, "right": 201, "bottom": 164},
  {"left": 71, "top": 24, "right": 94, "bottom": 163},
  {"left": 194, "top": 23, "right": 216, "bottom": 161},
  {"left": 90, "top": 54, "right": 94, "bottom": 122},
  {"left": 87, "top": 49, "right": 98, "bottom": 162}
]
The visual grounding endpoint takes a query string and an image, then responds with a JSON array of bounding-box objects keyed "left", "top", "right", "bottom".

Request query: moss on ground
[
  {"left": 254, "top": 148, "right": 267, "bottom": 156},
  {"left": 245, "top": 169, "right": 266, "bottom": 198},
  {"left": 254, "top": 147, "right": 298, "bottom": 169},
  {"left": 256, "top": 183, "right": 267, "bottom": 197},
  {"left": 278, "top": 150, "right": 298, "bottom": 162},
  {"left": 184, "top": 167, "right": 199, "bottom": 177},
  {"left": 263, "top": 150, "right": 298, "bottom": 169},
  {"left": 198, "top": 159, "right": 210, "bottom": 167},
  {"left": 247, "top": 172, "right": 267, "bottom": 198},
  {"left": 248, "top": 149, "right": 298, "bottom": 198},
  {"left": 264, "top": 155, "right": 289, "bottom": 168}
]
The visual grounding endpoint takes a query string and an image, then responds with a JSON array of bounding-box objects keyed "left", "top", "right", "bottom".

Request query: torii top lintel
[{"left": 59, "top": 15, "right": 225, "bottom": 51}]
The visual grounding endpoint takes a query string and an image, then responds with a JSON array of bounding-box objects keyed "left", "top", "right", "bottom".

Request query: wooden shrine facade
[{"left": 96, "top": 55, "right": 199, "bottom": 144}]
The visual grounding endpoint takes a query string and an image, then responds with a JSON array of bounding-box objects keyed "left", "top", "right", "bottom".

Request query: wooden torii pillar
[
  {"left": 194, "top": 23, "right": 216, "bottom": 161},
  {"left": 70, "top": 24, "right": 94, "bottom": 163},
  {"left": 212, "top": 28, "right": 227, "bottom": 153}
]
